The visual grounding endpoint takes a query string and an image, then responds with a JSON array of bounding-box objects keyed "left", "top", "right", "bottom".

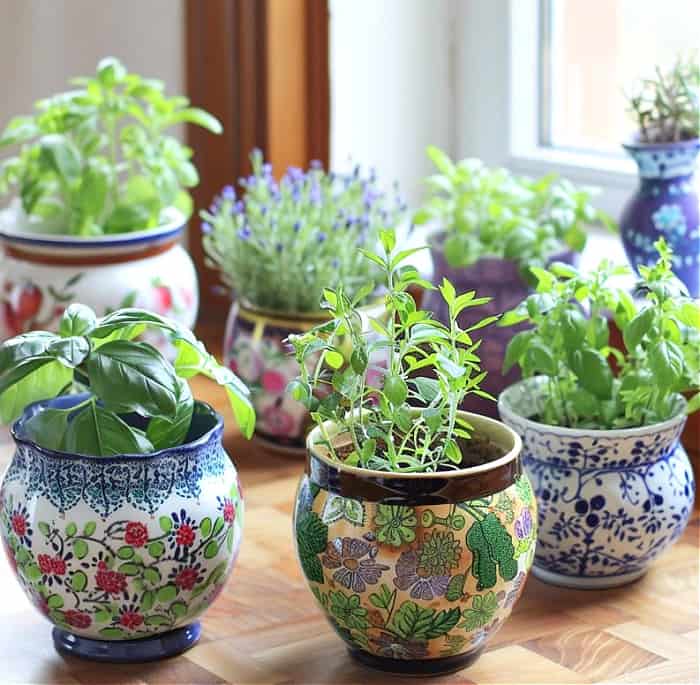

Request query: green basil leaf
[
  {"left": 64, "top": 403, "right": 153, "bottom": 456},
  {"left": 39, "top": 134, "right": 81, "bottom": 184},
  {"left": 146, "top": 377, "right": 194, "bottom": 450},
  {"left": 22, "top": 407, "right": 70, "bottom": 450},
  {"left": 623, "top": 307, "right": 655, "bottom": 351},
  {"left": 86, "top": 340, "right": 179, "bottom": 416},
  {"left": 502, "top": 330, "right": 534, "bottom": 374},
  {"left": 648, "top": 340, "right": 684, "bottom": 389},
  {"left": 525, "top": 340, "right": 557, "bottom": 376},
  {"left": 59, "top": 304, "right": 97, "bottom": 337},
  {"left": 577, "top": 349, "right": 613, "bottom": 399},
  {"left": 47, "top": 336, "right": 90, "bottom": 367}
]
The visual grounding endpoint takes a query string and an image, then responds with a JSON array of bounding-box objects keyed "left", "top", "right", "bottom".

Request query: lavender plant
[
  {"left": 287, "top": 229, "right": 499, "bottom": 473},
  {"left": 201, "top": 151, "right": 406, "bottom": 313},
  {"left": 627, "top": 54, "right": 700, "bottom": 143},
  {"left": 413, "top": 147, "right": 613, "bottom": 278},
  {"left": 500, "top": 239, "right": 700, "bottom": 429}
]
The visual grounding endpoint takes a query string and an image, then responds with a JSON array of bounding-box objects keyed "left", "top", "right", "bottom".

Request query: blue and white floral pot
[
  {"left": 499, "top": 378, "right": 695, "bottom": 590},
  {"left": 0, "top": 395, "right": 243, "bottom": 662},
  {"left": 620, "top": 138, "right": 699, "bottom": 298}
]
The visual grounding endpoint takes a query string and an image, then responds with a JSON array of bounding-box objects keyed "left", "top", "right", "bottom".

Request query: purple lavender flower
[
  {"left": 310, "top": 159, "right": 323, "bottom": 170},
  {"left": 293, "top": 220, "right": 302, "bottom": 233},
  {"left": 262, "top": 163, "right": 273, "bottom": 177},
  {"left": 232, "top": 200, "right": 244, "bottom": 215},
  {"left": 515, "top": 509, "right": 532, "bottom": 539},
  {"left": 237, "top": 226, "right": 251, "bottom": 240},
  {"left": 310, "top": 182, "right": 322, "bottom": 205},
  {"left": 276, "top": 242, "right": 283, "bottom": 253},
  {"left": 201, "top": 222, "right": 212, "bottom": 234},
  {"left": 317, "top": 232, "right": 327, "bottom": 243},
  {"left": 222, "top": 185, "right": 236, "bottom": 200}
]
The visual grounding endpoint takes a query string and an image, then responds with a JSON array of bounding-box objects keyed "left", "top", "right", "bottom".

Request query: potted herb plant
[
  {"left": 621, "top": 55, "right": 700, "bottom": 297},
  {"left": 413, "top": 146, "right": 610, "bottom": 418},
  {"left": 0, "top": 304, "right": 254, "bottom": 661},
  {"left": 0, "top": 57, "right": 222, "bottom": 348},
  {"left": 201, "top": 151, "right": 402, "bottom": 450},
  {"left": 287, "top": 230, "right": 535, "bottom": 676},
  {"left": 498, "top": 239, "right": 698, "bottom": 589}
]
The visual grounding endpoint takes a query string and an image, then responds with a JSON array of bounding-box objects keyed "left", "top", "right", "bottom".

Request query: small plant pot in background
[
  {"left": 0, "top": 395, "right": 243, "bottom": 662},
  {"left": 293, "top": 412, "right": 535, "bottom": 676},
  {"left": 499, "top": 377, "right": 695, "bottom": 589},
  {"left": 0, "top": 208, "right": 198, "bottom": 356},
  {"left": 224, "top": 299, "right": 386, "bottom": 452},
  {"left": 620, "top": 138, "right": 700, "bottom": 297},
  {"left": 424, "top": 234, "right": 575, "bottom": 418}
]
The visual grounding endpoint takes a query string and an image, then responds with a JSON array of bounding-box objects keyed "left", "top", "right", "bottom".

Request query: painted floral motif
[
  {"left": 0, "top": 470, "right": 243, "bottom": 641},
  {"left": 652, "top": 204, "right": 687, "bottom": 242},
  {"left": 294, "top": 474, "right": 536, "bottom": 662}
]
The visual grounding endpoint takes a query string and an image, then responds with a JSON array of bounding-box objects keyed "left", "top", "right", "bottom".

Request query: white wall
[
  {"left": 0, "top": 0, "right": 183, "bottom": 133},
  {"left": 329, "top": 0, "right": 455, "bottom": 207}
]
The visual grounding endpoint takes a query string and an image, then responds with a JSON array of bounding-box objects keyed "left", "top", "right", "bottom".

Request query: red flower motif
[
  {"left": 119, "top": 610, "right": 144, "bottom": 630},
  {"left": 152, "top": 285, "right": 173, "bottom": 314},
  {"left": 261, "top": 369, "right": 287, "bottom": 393},
  {"left": 124, "top": 522, "right": 149, "bottom": 547},
  {"left": 11, "top": 514, "right": 26, "bottom": 537},
  {"left": 50, "top": 557, "right": 67, "bottom": 576},
  {"left": 176, "top": 524, "right": 195, "bottom": 547},
  {"left": 174, "top": 567, "right": 199, "bottom": 591},
  {"left": 38, "top": 554, "right": 53, "bottom": 575},
  {"left": 95, "top": 561, "right": 127, "bottom": 595},
  {"left": 64, "top": 610, "right": 92, "bottom": 629},
  {"left": 222, "top": 499, "right": 236, "bottom": 524}
]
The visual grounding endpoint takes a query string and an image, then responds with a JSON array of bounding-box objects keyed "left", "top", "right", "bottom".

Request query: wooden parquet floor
[{"left": 0, "top": 374, "right": 698, "bottom": 685}]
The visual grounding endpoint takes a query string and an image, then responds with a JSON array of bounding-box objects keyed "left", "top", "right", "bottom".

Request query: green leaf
[
  {"left": 47, "top": 594, "right": 64, "bottom": 609},
  {"left": 65, "top": 522, "right": 77, "bottom": 537},
  {"left": 38, "top": 521, "right": 51, "bottom": 536},
  {"left": 83, "top": 521, "right": 96, "bottom": 537},
  {"left": 445, "top": 573, "right": 465, "bottom": 601},
  {"left": 204, "top": 540, "right": 219, "bottom": 559},
  {"left": 296, "top": 511, "right": 328, "bottom": 584},
  {"left": 465, "top": 513, "right": 517, "bottom": 590},
  {"left": 39, "top": 134, "right": 81, "bottom": 184},
  {"left": 143, "top": 567, "right": 162, "bottom": 585},
  {"left": 146, "top": 376, "right": 194, "bottom": 450},
  {"left": 99, "top": 627, "right": 128, "bottom": 639},
  {"left": 390, "top": 600, "right": 460, "bottom": 640},
  {"left": 525, "top": 340, "right": 557, "bottom": 376},
  {"left": 23, "top": 408, "right": 70, "bottom": 451},
  {"left": 141, "top": 590, "right": 155, "bottom": 612},
  {"left": 383, "top": 375, "right": 408, "bottom": 406},
  {"left": 157, "top": 584, "right": 178, "bottom": 603},
  {"left": 324, "top": 349, "right": 344, "bottom": 370},
  {"left": 86, "top": 340, "right": 179, "bottom": 416},
  {"left": 159, "top": 516, "right": 173, "bottom": 533},
  {"left": 117, "top": 563, "right": 140, "bottom": 576},
  {"left": 47, "top": 336, "right": 90, "bottom": 367},
  {"left": 71, "top": 571, "right": 87, "bottom": 592},
  {"left": 460, "top": 591, "right": 498, "bottom": 630},
  {"left": 170, "top": 600, "right": 188, "bottom": 619},
  {"left": 117, "top": 545, "right": 135, "bottom": 560},
  {"left": 623, "top": 307, "right": 655, "bottom": 351},
  {"left": 72, "top": 539, "right": 88, "bottom": 559},
  {"left": 95, "top": 609, "right": 112, "bottom": 623},
  {"left": 59, "top": 304, "right": 97, "bottom": 337},
  {"left": 164, "top": 107, "right": 223, "bottom": 134},
  {"left": 63, "top": 403, "right": 153, "bottom": 456},
  {"left": 104, "top": 204, "right": 151, "bottom": 233},
  {"left": 426, "top": 145, "right": 455, "bottom": 176},
  {"left": 97, "top": 56, "right": 127, "bottom": 86},
  {"left": 577, "top": 349, "right": 613, "bottom": 399},
  {"left": 502, "top": 330, "right": 534, "bottom": 374},
  {"left": 649, "top": 340, "right": 684, "bottom": 388}
]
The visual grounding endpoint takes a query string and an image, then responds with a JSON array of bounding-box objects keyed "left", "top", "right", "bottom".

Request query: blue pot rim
[
  {"left": 0, "top": 207, "right": 185, "bottom": 250},
  {"left": 622, "top": 137, "right": 700, "bottom": 153},
  {"left": 11, "top": 392, "right": 223, "bottom": 462},
  {"left": 498, "top": 377, "right": 688, "bottom": 439}
]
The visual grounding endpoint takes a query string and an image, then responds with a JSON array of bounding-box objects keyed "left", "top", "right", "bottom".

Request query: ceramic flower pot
[
  {"left": 620, "top": 138, "right": 700, "bottom": 297},
  {"left": 499, "top": 377, "right": 695, "bottom": 589},
  {"left": 224, "top": 300, "right": 387, "bottom": 452},
  {"left": 0, "top": 207, "right": 198, "bottom": 356},
  {"left": 293, "top": 413, "right": 535, "bottom": 676},
  {"left": 424, "top": 236, "right": 576, "bottom": 419},
  {"left": 0, "top": 395, "right": 243, "bottom": 662}
]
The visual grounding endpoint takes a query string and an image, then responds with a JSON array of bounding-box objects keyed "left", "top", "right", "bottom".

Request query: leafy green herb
[
  {"left": 501, "top": 238, "right": 700, "bottom": 428},
  {"left": 0, "top": 303, "right": 255, "bottom": 454},
  {"left": 0, "top": 57, "right": 221, "bottom": 235},
  {"left": 288, "top": 227, "right": 496, "bottom": 473},
  {"left": 627, "top": 54, "right": 699, "bottom": 143},
  {"left": 413, "top": 146, "right": 614, "bottom": 279}
]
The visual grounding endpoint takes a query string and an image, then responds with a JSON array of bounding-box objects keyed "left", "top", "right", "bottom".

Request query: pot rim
[
  {"left": 306, "top": 409, "right": 522, "bottom": 479},
  {"left": 0, "top": 206, "right": 185, "bottom": 250},
  {"left": 498, "top": 376, "right": 688, "bottom": 438},
  {"left": 622, "top": 136, "right": 700, "bottom": 151},
  {"left": 11, "top": 392, "right": 223, "bottom": 462}
]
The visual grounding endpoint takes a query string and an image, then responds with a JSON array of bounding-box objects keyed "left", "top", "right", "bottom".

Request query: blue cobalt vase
[
  {"left": 0, "top": 395, "right": 243, "bottom": 662},
  {"left": 620, "top": 138, "right": 700, "bottom": 297},
  {"left": 498, "top": 378, "right": 695, "bottom": 589}
]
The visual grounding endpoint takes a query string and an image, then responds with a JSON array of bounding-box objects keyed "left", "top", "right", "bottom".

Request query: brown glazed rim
[{"left": 305, "top": 411, "right": 523, "bottom": 505}]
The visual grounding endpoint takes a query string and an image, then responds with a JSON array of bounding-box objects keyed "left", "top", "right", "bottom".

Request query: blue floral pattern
[{"left": 499, "top": 379, "right": 695, "bottom": 585}]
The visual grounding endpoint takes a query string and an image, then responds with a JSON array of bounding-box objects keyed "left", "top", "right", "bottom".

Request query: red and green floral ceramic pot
[
  {"left": 293, "top": 412, "right": 535, "bottom": 676},
  {"left": 0, "top": 208, "right": 197, "bottom": 358},
  {"left": 224, "top": 300, "right": 386, "bottom": 452},
  {"left": 0, "top": 395, "right": 243, "bottom": 662}
]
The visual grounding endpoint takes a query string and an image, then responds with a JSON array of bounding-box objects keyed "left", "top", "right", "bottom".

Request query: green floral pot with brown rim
[{"left": 293, "top": 411, "right": 536, "bottom": 677}]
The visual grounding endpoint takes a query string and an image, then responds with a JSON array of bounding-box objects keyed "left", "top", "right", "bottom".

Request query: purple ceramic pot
[
  {"left": 620, "top": 138, "right": 699, "bottom": 297},
  {"left": 425, "top": 237, "right": 575, "bottom": 418}
]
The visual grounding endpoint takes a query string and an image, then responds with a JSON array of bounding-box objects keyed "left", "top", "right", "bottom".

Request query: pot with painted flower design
[
  {"left": 0, "top": 207, "right": 198, "bottom": 355},
  {"left": 294, "top": 412, "right": 535, "bottom": 676},
  {"left": 0, "top": 395, "right": 243, "bottom": 662},
  {"left": 620, "top": 138, "right": 700, "bottom": 297}
]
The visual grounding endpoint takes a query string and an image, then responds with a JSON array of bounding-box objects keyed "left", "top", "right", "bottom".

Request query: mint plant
[
  {"left": 413, "top": 146, "right": 613, "bottom": 278},
  {"left": 0, "top": 304, "right": 255, "bottom": 455},
  {"left": 201, "top": 150, "right": 405, "bottom": 313},
  {"left": 500, "top": 239, "right": 700, "bottom": 428},
  {"left": 287, "top": 229, "right": 499, "bottom": 473},
  {"left": 0, "top": 57, "right": 222, "bottom": 236}
]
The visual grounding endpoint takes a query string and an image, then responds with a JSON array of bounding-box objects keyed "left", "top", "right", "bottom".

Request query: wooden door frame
[{"left": 185, "top": 0, "right": 330, "bottom": 325}]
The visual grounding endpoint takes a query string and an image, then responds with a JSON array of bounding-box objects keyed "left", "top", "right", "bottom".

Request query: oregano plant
[
  {"left": 500, "top": 238, "right": 700, "bottom": 428},
  {"left": 0, "top": 305, "right": 255, "bottom": 455},
  {"left": 287, "top": 229, "right": 499, "bottom": 473}
]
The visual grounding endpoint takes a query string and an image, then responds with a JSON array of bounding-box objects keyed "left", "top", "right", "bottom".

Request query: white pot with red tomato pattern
[{"left": 0, "top": 207, "right": 197, "bottom": 356}]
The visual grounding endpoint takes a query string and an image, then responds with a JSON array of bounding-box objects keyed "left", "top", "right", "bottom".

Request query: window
[{"left": 541, "top": 0, "right": 700, "bottom": 157}]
